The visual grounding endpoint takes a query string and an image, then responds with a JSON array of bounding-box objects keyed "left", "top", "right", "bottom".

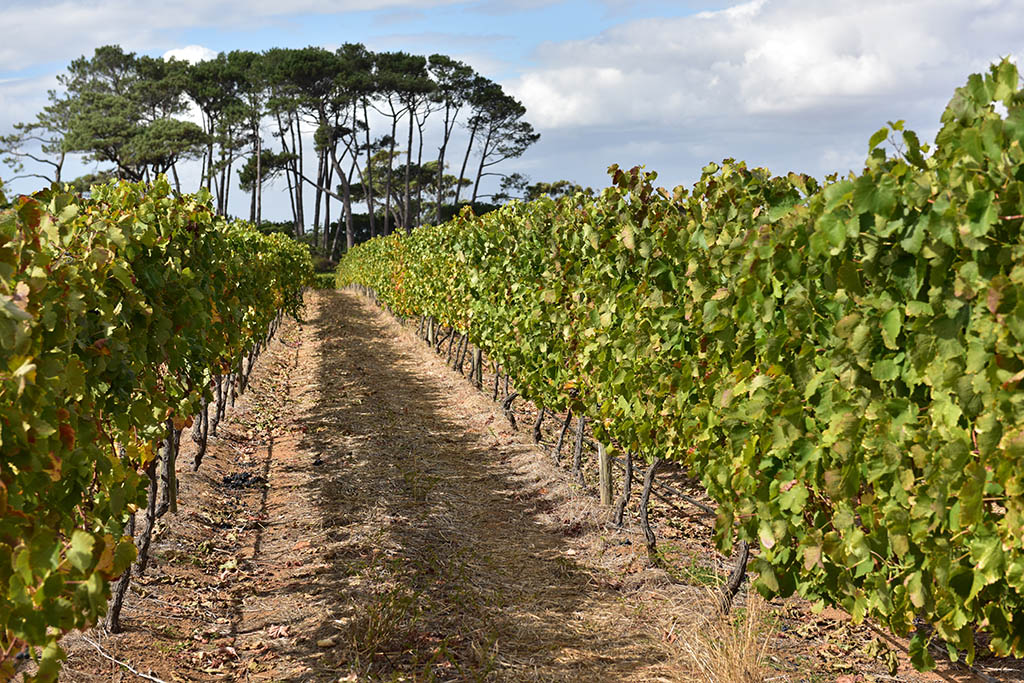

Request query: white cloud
[
  {"left": 497, "top": 0, "right": 1024, "bottom": 190},
  {"left": 0, "top": 74, "right": 59, "bottom": 132},
  {"left": 162, "top": 45, "right": 217, "bottom": 64},
  {"left": 509, "top": 0, "right": 1024, "bottom": 128},
  {"left": 0, "top": 0, "right": 465, "bottom": 72},
  {"left": 3, "top": 0, "right": 1024, "bottom": 213}
]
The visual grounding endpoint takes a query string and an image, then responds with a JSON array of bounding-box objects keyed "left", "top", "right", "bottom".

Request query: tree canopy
[{"left": 1, "top": 43, "right": 541, "bottom": 256}]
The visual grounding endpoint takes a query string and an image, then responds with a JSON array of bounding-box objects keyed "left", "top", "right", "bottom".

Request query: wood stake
[{"left": 598, "top": 442, "right": 613, "bottom": 505}]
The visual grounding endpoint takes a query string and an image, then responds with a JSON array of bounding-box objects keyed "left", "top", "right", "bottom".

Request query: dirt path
[
  {"left": 236, "top": 289, "right": 681, "bottom": 680},
  {"left": 56, "top": 290, "right": 697, "bottom": 682}
]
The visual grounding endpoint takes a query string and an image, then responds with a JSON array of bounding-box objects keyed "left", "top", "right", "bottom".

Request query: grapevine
[
  {"left": 0, "top": 176, "right": 313, "bottom": 680},
  {"left": 338, "top": 59, "right": 1024, "bottom": 669}
]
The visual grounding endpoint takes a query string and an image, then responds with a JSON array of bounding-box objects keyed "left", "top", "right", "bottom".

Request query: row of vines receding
[
  {"left": 0, "top": 176, "right": 314, "bottom": 680},
  {"left": 337, "top": 59, "right": 1024, "bottom": 670}
]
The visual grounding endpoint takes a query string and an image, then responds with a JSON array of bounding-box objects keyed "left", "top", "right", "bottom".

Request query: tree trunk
[
  {"left": 312, "top": 150, "right": 324, "bottom": 237},
  {"left": 225, "top": 149, "right": 234, "bottom": 213},
  {"left": 454, "top": 120, "right": 478, "bottom": 207},
  {"left": 159, "top": 419, "right": 180, "bottom": 515},
  {"left": 323, "top": 159, "right": 333, "bottom": 249},
  {"left": 471, "top": 127, "right": 493, "bottom": 205},
  {"left": 445, "top": 328, "right": 457, "bottom": 361},
  {"left": 135, "top": 428, "right": 176, "bottom": 577},
  {"left": 255, "top": 125, "right": 263, "bottom": 225},
  {"left": 277, "top": 111, "right": 298, "bottom": 230},
  {"left": 456, "top": 333, "right": 470, "bottom": 373},
  {"left": 204, "top": 112, "right": 215, "bottom": 192},
  {"left": 230, "top": 358, "right": 241, "bottom": 407},
  {"left": 211, "top": 376, "right": 224, "bottom": 436},
  {"left": 415, "top": 111, "right": 427, "bottom": 227},
  {"left": 285, "top": 157, "right": 298, "bottom": 230},
  {"left": 293, "top": 114, "right": 305, "bottom": 235},
  {"left": 404, "top": 100, "right": 415, "bottom": 233},
  {"left": 217, "top": 150, "right": 228, "bottom": 214},
  {"left": 362, "top": 100, "right": 377, "bottom": 238},
  {"left": 436, "top": 104, "right": 452, "bottom": 224},
  {"left": 344, "top": 156, "right": 357, "bottom": 252},
  {"left": 384, "top": 110, "right": 399, "bottom": 235},
  {"left": 639, "top": 458, "right": 662, "bottom": 563},
  {"left": 325, "top": 139, "right": 358, "bottom": 255},
  {"left": 249, "top": 168, "right": 257, "bottom": 223}
]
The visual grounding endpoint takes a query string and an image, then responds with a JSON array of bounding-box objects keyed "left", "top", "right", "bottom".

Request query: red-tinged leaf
[
  {"left": 16, "top": 196, "right": 43, "bottom": 231},
  {"left": 12, "top": 282, "right": 29, "bottom": 311},
  {"left": 1002, "top": 368, "right": 1024, "bottom": 389},
  {"left": 988, "top": 286, "right": 1002, "bottom": 315},
  {"left": 59, "top": 424, "right": 75, "bottom": 450}
]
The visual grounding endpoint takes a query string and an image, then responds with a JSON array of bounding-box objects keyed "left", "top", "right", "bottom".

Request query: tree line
[{"left": 0, "top": 44, "right": 554, "bottom": 254}]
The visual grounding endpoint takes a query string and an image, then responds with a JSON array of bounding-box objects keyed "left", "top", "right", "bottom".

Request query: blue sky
[
  {"left": 1, "top": 0, "right": 1022, "bottom": 220},
  {"left": 174, "top": 1, "right": 708, "bottom": 73}
]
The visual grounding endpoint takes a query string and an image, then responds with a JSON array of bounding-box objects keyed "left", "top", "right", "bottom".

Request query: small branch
[
  {"left": 455, "top": 333, "right": 470, "bottom": 373},
  {"left": 473, "top": 347, "right": 483, "bottom": 388},
  {"left": 716, "top": 540, "right": 750, "bottom": 615},
  {"left": 6, "top": 172, "right": 55, "bottom": 183},
  {"left": 81, "top": 636, "right": 168, "bottom": 683},
  {"left": 609, "top": 454, "right": 716, "bottom": 515},
  {"left": 501, "top": 391, "right": 519, "bottom": 429},
  {"left": 192, "top": 400, "right": 209, "bottom": 471},
  {"left": 553, "top": 409, "right": 573, "bottom": 464},
  {"left": 532, "top": 407, "right": 545, "bottom": 443},
  {"left": 639, "top": 458, "right": 662, "bottom": 564}
]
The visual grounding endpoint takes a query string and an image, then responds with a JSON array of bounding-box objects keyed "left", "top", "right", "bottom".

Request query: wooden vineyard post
[{"left": 598, "top": 442, "right": 613, "bottom": 505}]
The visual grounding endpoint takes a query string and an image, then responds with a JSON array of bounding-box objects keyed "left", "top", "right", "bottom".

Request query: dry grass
[{"left": 676, "top": 594, "right": 777, "bottom": 683}]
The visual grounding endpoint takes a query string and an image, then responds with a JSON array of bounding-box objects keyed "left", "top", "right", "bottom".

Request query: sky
[{"left": 0, "top": 0, "right": 1022, "bottom": 221}]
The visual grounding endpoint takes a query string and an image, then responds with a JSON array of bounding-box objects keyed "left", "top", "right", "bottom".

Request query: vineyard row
[
  {"left": 337, "top": 60, "right": 1024, "bottom": 670},
  {"left": 0, "top": 177, "right": 314, "bottom": 680}
]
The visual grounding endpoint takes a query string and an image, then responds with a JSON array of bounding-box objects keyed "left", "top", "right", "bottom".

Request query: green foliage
[
  {"left": 314, "top": 272, "right": 337, "bottom": 289},
  {"left": 59, "top": 46, "right": 208, "bottom": 182},
  {"left": 0, "top": 176, "right": 312, "bottom": 679},
  {"left": 237, "top": 149, "right": 297, "bottom": 193},
  {"left": 337, "top": 216, "right": 469, "bottom": 330},
  {"left": 338, "top": 60, "right": 1024, "bottom": 669},
  {"left": 65, "top": 171, "right": 117, "bottom": 196}
]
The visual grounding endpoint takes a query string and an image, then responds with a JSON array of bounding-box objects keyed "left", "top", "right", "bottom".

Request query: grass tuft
[{"left": 678, "top": 593, "right": 777, "bottom": 683}]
